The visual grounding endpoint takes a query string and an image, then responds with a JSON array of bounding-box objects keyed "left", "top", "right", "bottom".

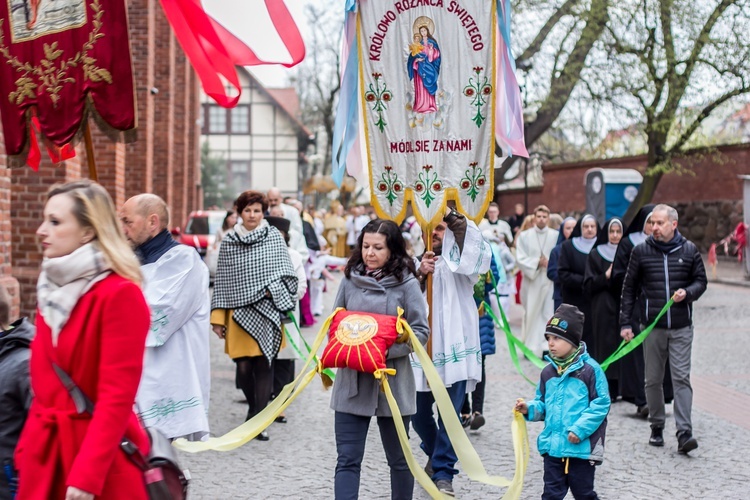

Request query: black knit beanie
[{"left": 545, "top": 304, "right": 584, "bottom": 348}]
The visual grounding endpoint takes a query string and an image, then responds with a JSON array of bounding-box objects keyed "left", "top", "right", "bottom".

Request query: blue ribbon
[
  {"left": 331, "top": 5, "right": 360, "bottom": 186},
  {"left": 496, "top": 0, "right": 516, "bottom": 71}
]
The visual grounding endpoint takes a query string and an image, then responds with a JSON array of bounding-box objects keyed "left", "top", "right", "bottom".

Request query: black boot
[
  {"left": 677, "top": 431, "right": 698, "bottom": 454},
  {"left": 649, "top": 425, "right": 664, "bottom": 447}
]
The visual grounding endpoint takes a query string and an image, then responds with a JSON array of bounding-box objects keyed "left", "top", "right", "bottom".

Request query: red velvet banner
[{"left": 0, "top": 0, "right": 135, "bottom": 167}]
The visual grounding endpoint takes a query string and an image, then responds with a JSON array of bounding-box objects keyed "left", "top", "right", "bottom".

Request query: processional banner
[
  {"left": 0, "top": 0, "right": 135, "bottom": 168},
  {"left": 359, "top": 0, "right": 496, "bottom": 226}
]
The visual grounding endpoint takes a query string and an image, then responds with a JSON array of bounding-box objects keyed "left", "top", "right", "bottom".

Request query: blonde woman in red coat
[{"left": 14, "top": 180, "right": 151, "bottom": 500}]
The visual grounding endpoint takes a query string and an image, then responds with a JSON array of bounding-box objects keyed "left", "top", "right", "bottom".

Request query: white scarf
[
  {"left": 597, "top": 243, "right": 618, "bottom": 262},
  {"left": 37, "top": 243, "right": 111, "bottom": 345},
  {"left": 571, "top": 215, "right": 597, "bottom": 254},
  {"left": 233, "top": 218, "right": 268, "bottom": 238},
  {"left": 572, "top": 236, "right": 597, "bottom": 254},
  {"left": 629, "top": 212, "right": 653, "bottom": 247},
  {"left": 629, "top": 232, "right": 648, "bottom": 246}
]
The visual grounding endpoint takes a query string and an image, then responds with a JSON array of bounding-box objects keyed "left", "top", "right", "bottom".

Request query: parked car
[{"left": 175, "top": 210, "right": 226, "bottom": 257}]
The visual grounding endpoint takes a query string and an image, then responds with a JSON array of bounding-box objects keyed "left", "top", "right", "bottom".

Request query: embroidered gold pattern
[
  {"left": 334, "top": 315, "right": 380, "bottom": 346},
  {"left": 0, "top": 0, "right": 112, "bottom": 107}
]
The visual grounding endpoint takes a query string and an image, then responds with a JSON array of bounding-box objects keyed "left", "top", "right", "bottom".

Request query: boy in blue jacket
[{"left": 514, "top": 304, "right": 610, "bottom": 500}]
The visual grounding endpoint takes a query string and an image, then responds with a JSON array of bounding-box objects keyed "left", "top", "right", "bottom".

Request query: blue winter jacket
[
  {"left": 525, "top": 343, "right": 610, "bottom": 463},
  {"left": 474, "top": 256, "right": 500, "bottom": 356}
]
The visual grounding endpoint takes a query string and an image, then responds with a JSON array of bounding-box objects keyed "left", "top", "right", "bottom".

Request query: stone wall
[{"left": 674, "top": 200, "right": 744, "bottom": 252}]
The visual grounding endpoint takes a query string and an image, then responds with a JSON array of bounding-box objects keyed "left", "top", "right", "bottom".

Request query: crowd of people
[{"left": 0, "top": 182, "right": 708, "bottom": 500}]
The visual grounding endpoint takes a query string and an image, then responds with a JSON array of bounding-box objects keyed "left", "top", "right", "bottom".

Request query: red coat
[{"left": 15, "top": 274, "right": 151, "bottom": 499}]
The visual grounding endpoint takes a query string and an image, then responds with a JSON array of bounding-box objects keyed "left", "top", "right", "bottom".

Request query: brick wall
[
  {"left": 126, "top": 0, "right": 155, "bottom": 197},
  {"left": 152, "top": 8, "right": 176, "bottom": 211},
  {"left": 0, "top": 126, "right": 20, "bottom": 319},
  {"left": 172, "top": 49, "right": 188, "bottom": 228},
  {"left": 11, "top": 155, "right": 82, "bottom": 316},
  {"left": 1, "top": 2, "right": 202, "bottom": 317},
  {"left": 496, "top": 143, "right": 750, "bottom": 216}
]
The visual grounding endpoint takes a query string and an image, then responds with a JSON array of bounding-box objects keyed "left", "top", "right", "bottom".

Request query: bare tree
[
  {"left": 589, "top": 0, "right": 750, "bottom": 222},
  {"left": 290, "top": 0, "right": 342, "bottom": 177},
  {"left": 495, "top": 0, "right": 610, "bottom": 186}
]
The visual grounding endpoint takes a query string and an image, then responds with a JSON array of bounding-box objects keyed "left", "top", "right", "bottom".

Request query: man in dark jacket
[
  {"left": 0, "top": 286, "right": 34, "bottom": 500},
  {"left": 620, "top": 204, "right": 707, "bottom": 454}
]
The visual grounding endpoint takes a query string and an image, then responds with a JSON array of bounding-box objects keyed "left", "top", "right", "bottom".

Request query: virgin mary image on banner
[{"left": 407, "top": 16, "right": 440, "bottom": 115}]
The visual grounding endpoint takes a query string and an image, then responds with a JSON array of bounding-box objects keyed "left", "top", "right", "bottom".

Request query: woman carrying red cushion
[
  {"left": 15, "top": 180, "right": 151, "bottom": 500},
  {"left": 330, "top": 219, "right": 429, "bottom": 500}
]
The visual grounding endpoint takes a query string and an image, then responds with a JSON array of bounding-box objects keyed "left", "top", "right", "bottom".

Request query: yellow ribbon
[
  {"left": 173, "top": 308, "right": 343, "bottom": 452},
  {"left": 402, "top": 322, "right": 529, "bottom": 499},
  {"left": 174, "top": 308, "right": 529, "bottom": 500},
  {"left": 380, "top": 372, "right": 451, "bottom": 499},
  {"left": 373, "top": 368, "right": 397, "bottom": 379}
]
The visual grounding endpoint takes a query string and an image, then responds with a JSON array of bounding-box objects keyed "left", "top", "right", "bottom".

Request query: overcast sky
[{"left": 202, "top": 0, "right": 316, "bottom": 88}]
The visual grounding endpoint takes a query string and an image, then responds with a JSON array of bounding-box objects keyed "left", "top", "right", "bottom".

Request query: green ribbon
[
  {"left": 599, "top": 299, "right": 674, "bottom": 371},
  {"left": 285, "top": 312, "right": 336, "bottom": 382},
  {"left": 482, "top": 302, "right": 538, "bottom": 386},
  {"left": 484, "top": 270, "right": 676, "bottom": 383},
  {"left": 487, "top": 272, "right": 546, "bottom": 374}
]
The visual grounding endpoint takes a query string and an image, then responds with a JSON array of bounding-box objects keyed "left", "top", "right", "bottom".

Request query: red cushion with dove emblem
[{"left": 321, "top": 310, "right": 401, "bottom": 373}]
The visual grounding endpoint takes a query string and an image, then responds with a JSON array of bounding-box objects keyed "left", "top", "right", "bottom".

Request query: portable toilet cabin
[{"left": 584, "top": 168, "right": 643, "bottom": 226}]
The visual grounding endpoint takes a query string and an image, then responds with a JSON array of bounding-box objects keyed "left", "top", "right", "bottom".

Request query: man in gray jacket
[{"left": 0, "top": 285, "right": 33, "bottom": 500}]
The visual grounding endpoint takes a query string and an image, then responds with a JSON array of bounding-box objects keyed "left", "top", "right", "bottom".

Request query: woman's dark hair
[
  {"left": 345, "top": 219, "right": 417, "bottom": 281},
  {"left": 222, "top": 210, "right": 235, "bottom": 231},
  {"left": 236, "top": 190, "right": 268, "bottom": 214}
]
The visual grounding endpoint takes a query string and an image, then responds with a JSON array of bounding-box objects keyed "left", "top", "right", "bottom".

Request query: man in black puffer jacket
[{"left": 620, "top": 204, "right": 707, "bottom": 454}]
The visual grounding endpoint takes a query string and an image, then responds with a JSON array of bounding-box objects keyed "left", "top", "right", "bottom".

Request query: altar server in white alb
[
  {"left": 120, "top": 194, "right": 211, "bottom": 441},
  {"left": 516, "top": 205, "right": 559, "bottom": 356},
  {"left": 412, "top": 205, "right": 491, "bottom": 497}
]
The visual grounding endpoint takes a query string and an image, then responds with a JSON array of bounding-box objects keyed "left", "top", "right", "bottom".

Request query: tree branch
[
  {"left": 670, "top": 86, "right": 750, "bottom": 152},
  {"left": 516, "top": 0, "right": 581, "bottom": 64},
  {"left": 523, "top": 0, "right": 610, "bottom": 146},
  {"left": 666, "top": 0, "right": 738, "bottom": 115}
]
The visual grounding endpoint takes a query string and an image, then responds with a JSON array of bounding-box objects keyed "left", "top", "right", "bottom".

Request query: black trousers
[
  {"left": 235, "top": 356, "right": 273, "bottom": 420},
  {"left": 542, "top": 455, "right": 598, "bottom": 500},
  {"left": 462, "top": 354, "right": 486, "bottom": 415},
  {"left": 334, "top": 412, "right": 413, "bottom": 500},
  {"left": 272, "top": 358, "right": 295, "bottom": 399}
]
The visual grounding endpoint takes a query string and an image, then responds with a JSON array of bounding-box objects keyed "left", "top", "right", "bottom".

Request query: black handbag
[{"left": 52, "top": 363, "right": 189, "bottom": 499}]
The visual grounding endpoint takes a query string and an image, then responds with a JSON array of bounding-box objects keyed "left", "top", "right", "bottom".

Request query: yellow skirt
[{"left": 211, "top": 308, "right": 286, "bottom": 359}]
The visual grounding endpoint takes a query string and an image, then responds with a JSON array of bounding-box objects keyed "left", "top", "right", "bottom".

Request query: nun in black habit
[
  {"left": 557, "top": 214, "right": 600, "bottom": 351},
  {"left": 611, "top": 205, "right": 673, "bottom": 415},
  {"left": 584, "top": 217, "right": 625, "bottom": 399},
  {"left": 547, "top": 216, "right": 577, "bottom": 310}
]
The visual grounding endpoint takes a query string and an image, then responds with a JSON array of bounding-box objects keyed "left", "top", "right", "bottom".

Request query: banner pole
[
  {"left": 424, "top": 222, "right": 434, "bottom": 357},
  {"left": 83, "top": 120, "right": 98, "bottom": 182}
]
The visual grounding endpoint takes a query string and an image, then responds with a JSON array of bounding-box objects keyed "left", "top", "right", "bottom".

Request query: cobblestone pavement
[{"left": 179, "top": 275, "right": 750, "bottom": 499}]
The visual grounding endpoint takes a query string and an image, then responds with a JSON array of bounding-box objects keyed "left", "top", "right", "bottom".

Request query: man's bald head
[
  {"left": 267, "top": 187, "right": 282, "bottom": 207},
  {"left": 120, "top": 194, "right": 169, "bottom": 248},
  {"left": 132, "top": 194, "right": 170, "bottom": 228}
]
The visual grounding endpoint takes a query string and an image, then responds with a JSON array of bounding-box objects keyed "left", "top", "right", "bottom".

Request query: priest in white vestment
[
  {"left": 121, "top": 194, "right": 211, "bottom": 441},
  {"left": 516, "top": 205, "right": 559, "bottom": 356},
  {"left": 412, "top": 206, "right": 491, "bottom": 491}
]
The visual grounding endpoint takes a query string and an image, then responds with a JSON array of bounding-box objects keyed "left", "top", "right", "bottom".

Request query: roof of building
[{"left": 238, "top": 67, "right": 312, "bottom": 137}]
